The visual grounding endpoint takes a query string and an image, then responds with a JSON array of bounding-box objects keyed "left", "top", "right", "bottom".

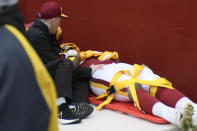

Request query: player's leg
[
  {"left": 156, "top": 87, "right": 196, "bottom": 130},
  {"left": 129, "top": 89, "right": 193, "bottom": 130}
]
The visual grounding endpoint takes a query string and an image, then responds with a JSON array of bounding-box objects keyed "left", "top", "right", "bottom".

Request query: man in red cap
[{"left": 27, "top": 1, "right": 103, "bottom": 125}]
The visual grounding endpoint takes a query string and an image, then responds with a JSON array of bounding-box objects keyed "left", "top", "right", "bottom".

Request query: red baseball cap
[{"left": 37, "top": 2, "right": 69, "bottom": 19}]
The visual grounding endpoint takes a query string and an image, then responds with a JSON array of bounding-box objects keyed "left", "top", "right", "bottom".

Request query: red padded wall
[{"left": 19, "top": 0, "right": 197, "bottom": 102}]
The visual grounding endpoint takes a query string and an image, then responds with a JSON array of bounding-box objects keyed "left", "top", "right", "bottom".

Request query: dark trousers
[
  {"left": 46, "top": 59, "right": 89, "bottom": 103},
  {"left": 72, "top": 79, "right": 90, "bottom": 103}
]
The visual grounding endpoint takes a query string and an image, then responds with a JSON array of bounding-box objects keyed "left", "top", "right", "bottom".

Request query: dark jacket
[
  {"left": 27, "top": 18, "right": 92, "bottom": 100},
  {"left": 27, "top": 18, "right": 60, "bottom": 64},
  {"left": 0, "top": 4, "right": 57, "bottom": 131},
  {"left": 26, "top": 18, "right": 92, "bottom": 79}
]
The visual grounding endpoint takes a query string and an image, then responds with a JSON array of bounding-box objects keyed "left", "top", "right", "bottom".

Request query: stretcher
[{"left": 88, "top": 93, "right": 168, "bottom": 124}]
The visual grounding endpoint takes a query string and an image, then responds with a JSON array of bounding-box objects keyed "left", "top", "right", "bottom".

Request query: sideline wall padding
[{"left": 19, "top": 0, "right": 197, "bottom": 102}]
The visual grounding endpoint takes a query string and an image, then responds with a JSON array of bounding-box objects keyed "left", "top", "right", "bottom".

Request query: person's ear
[
  {"left": 50, "top": 18, "right": 55, "bottom": 26},
  {"left": 48, "top": 19, "right": 53, "bottom": 27},
  {"left": 51, "top": 18, "right": 55, "bottom": 25}
]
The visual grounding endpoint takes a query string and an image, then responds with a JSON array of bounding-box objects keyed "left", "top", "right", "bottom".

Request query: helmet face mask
[
  {"left": 61, "top": 45, "right": 71, "bottom": 52},
  {"left": 60, "top": 43, "right": 80, "bottom": 54}
]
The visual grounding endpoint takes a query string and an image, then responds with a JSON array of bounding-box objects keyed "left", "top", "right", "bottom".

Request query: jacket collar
[
  {"left": 33, "top": 18, "right": 51, "bottom": 36},
  {"left": 0, "top": 4, "right": 26, "bottom": 36}
]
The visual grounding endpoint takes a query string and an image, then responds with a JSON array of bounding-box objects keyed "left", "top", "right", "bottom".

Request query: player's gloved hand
[{"left": 64, "top": 49, "right": 78, "bottom": 58}]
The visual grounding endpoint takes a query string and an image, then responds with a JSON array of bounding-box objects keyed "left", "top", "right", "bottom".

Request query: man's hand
[
  {"left": 72, "top": 54, "right": 81, "bottom": 67},
  {"left": 90, "top": 64, "right": 104, "bottom": 75}
]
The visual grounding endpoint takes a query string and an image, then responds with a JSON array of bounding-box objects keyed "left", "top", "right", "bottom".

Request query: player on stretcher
[{"left": 59, "top": 43, "right": 197, "bottom": 131}]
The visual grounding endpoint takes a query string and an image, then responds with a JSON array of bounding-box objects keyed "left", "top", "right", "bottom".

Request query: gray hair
[{"left": 0, "top": 0, "right": 18, "bottom": 7}]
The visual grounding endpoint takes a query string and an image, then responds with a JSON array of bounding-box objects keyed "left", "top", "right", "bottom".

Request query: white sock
[
  {"left": 152, "top": 102, "right": 178, "bottom": 125},
  {"left": 57, "top": 97, "right": 66, "bottom": 106},
  {"left": 175, "top": 97, "right": 197, "bottom": 110}
]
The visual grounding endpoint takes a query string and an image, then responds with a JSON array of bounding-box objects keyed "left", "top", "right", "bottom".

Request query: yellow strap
[
  {"left": 127, "top": 66, "right": 174, "bottom": 110},
  {"left": 95, "top": 92, "right": 108, "bottom": 100},
  {"left": 95, "top": 64, "right": 174, "bottom": 111},
  {"left": 134, "top": 78, "right": 173, "bottom": 89},
  {"left": 80, "top": 50, "right": 102, "bottom": 61},
  {"left": 80, "top": 50, "right": 119, "bottom": 61},
  {"left": 89, "top": 81, "right": 127, "bottom": 97},
  {"left": 127, "top": 64, "right": 144, "bottom": 110},
  {"left": 96, "top": 94, "right": 114, "bottom": 110},
  {"left": 118, "top": 65, "right": 173, "bottom": 110},
  {"left": 150, "top": 86, "right": 158, "bottom": 97},
  {"left": 98, "top": 51, "right": 119, "bottom": 61},
  {"left": 96, "top": 70, "right": 130, "bottom": 110},
  {"left": 5, "top": 24, "right": 58, "bottom": 131}
]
